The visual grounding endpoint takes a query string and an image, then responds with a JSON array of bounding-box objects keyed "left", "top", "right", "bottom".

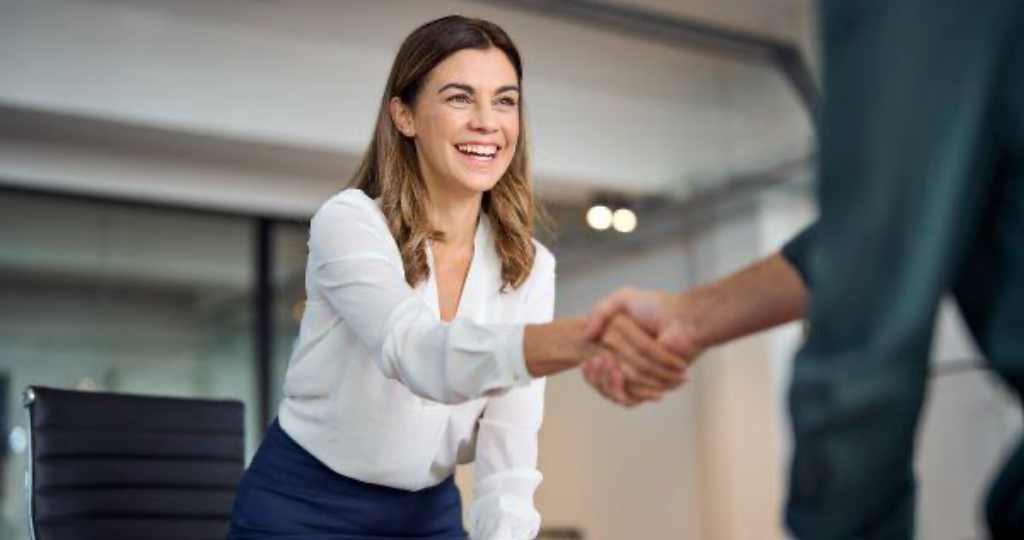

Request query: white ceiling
[
  {"left": 613, "top": 0, "right": 813, "bottom": 43},
  {"left": 0, "top": 0, "right": 816, "bottom": 213}
]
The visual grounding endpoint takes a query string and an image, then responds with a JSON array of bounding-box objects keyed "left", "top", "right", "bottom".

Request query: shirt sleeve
[
  {"left": 468, "top": 247, "right": 553, "bottom": 540},
  {"left": 780, "top": 221, "right": 818, "bottom": 289},
  {"left": 308, "top": 190, "right": 534, "bottom": 405}
]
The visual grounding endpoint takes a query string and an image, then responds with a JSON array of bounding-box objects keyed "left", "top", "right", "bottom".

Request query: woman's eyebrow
[
  {"left": 438, "top": 82, "right": 474, "bottom": 94},
  {"left": 437, "top": 83, "right": 520, "bottom": 95}
]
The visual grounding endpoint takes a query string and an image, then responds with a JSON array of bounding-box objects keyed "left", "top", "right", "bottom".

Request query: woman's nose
[{"left": 468, "top": 104, "right": 498, "bottom": 132}]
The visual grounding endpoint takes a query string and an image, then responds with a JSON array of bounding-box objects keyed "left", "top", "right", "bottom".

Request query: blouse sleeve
[
  {"left": 468, "top": 247, "right": 554, "bottom": 540},
  {"left": 308, "top": 190, "right": 534, "bottom": 404}
]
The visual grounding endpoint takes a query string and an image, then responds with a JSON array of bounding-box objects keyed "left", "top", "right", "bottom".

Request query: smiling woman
[
  {"left": 228, "top": 14, "right": 686, "bottom": 540},
  {"left": 359, "top": 18, "right": 534, "bottom": 295},
  {"left": 393, "top": 51, "right": 520, "bottom": 192}
]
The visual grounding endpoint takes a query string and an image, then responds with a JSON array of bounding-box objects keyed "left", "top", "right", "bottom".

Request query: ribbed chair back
[{"left": 23, "top": 386, "right": 245, "bottom": 540}]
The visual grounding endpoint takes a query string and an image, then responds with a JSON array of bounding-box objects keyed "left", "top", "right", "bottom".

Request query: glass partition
[{"left": 0, "top": 191, "right": 258, "bottom": 538}]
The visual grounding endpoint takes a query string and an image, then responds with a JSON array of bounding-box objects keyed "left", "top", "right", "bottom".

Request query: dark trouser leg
[{"left": 786, "top": 358, "right": 926, "bottom": 539}]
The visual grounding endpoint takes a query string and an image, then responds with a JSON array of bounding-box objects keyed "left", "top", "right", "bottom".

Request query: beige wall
[
  {"left": 538, "top": 239, "right": 703, "bottom": 540},
  {"left": 517, "top": 194, "right": 810, "bottom": 539}
]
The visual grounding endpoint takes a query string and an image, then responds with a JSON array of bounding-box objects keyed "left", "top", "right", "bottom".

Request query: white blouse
[{"left": 277, "top": 189, "right": 554, "bottom": 540}]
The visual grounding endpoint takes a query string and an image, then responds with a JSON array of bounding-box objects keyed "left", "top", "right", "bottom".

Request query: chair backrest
[{"left": 23, "top": 386, "right": 245, "bottom": 540}]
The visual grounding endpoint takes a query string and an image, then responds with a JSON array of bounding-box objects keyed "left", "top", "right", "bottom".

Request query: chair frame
[{"left": 23, "top": 386, "right": 39, "bottom": 540}]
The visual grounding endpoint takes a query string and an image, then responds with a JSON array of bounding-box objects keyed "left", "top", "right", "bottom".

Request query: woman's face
[{"left": 392, "top": 47, "right": 521, "bottom": 198}]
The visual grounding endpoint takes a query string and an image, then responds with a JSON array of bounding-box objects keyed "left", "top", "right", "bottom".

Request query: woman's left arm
[{"left": 468, "top": 252, "right": 554, "bottom": 540}]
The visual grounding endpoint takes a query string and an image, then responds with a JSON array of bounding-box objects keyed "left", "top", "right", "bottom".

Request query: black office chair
[{"left": 23, "top": 386, "right": 245, "bottom": 540}]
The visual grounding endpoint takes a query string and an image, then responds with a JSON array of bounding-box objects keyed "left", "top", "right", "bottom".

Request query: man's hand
[
  {"left": 582, "top": 288, "right": 704, "bottom": 406},
  {"left": 579, "top": 253, "right": 810, "bottom": 407},
  {"left": 582, "top": 311, "right": 689, "bottom": 407},
  {"left": 586, "top": 288, "right": 703, "bottom": 360},
  {"left": 522, "top": 313, "right": 687, "bottom": 389}
]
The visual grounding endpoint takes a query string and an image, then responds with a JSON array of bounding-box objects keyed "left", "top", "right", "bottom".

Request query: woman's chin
[{"left": 452, "top": 174, "right": 503, "bottom": 194}]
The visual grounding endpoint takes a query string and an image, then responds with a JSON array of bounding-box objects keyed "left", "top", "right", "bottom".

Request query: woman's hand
[
  {"left": 584, "top": 313, "right": 688, "bottom": 406},
  {"left": 522, "top": 314, "right": 688, "bottom": 398}
]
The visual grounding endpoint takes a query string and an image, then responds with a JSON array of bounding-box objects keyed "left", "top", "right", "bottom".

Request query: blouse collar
[{"left": 422, "top": 212, "right": 498, "bottom": 321}]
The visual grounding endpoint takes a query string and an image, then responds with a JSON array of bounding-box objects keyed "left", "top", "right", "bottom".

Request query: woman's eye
[{"left": 447, "top": 94, "right": 472, "bottom": 104}]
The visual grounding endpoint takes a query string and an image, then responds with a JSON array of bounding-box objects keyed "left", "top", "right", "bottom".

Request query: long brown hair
[{"left": 349, "top": 15, "right": 540, "bottom": 292}]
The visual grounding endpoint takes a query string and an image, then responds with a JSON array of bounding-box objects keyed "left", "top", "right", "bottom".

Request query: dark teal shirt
[{"left": 780, "top": 1, "right": 1024, "bottom": 537}]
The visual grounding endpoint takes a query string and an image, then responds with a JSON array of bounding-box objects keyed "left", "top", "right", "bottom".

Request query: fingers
[
  {"left": 617, "top": 314, "right": 690, "bottom": 373},
  {"left": 582, "top": 356, "right": 677, "bottom": 407},
  {"left": 627, "top": 371, "right": 687, "bottom": 397},
  {"left": 599, "top": 314, "right": 687, "bottom": 388},
  {"left": 582, "top": 293, "right": 695, "bottom": 408},
  {"left": 624, "top": 381, "right": 665, "bottom": 402},
  {"left": 584, "top": 288, "right": 636, "bottom": 341},
  {"left": 607, "top": 350, "right": 663, "bottom": 389},
  {"left": 602, "top": 360, "right": 634, "bottom": 406},
  {"left": 582, "top": 356, "right": 642, "bottom": 407},
  {"left": 583, "top": 336, "right": 695, "bottom": 407}
]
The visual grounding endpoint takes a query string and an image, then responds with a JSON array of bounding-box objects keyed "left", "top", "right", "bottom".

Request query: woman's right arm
[
  {"left": 310, "top": 192, "right": 532, "bottom": 404},
  {"left": 311, "top": 191, "right": 684, "bottom": 404}
]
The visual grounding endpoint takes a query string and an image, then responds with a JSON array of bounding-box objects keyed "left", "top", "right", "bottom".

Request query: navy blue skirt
[{"left": 228, "top": 419, "right": 468, "bottom": 540}]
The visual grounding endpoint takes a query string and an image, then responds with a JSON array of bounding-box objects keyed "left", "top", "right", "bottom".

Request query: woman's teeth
[{"left": 456, "top": 144, "right": 498, "bottom": 158}]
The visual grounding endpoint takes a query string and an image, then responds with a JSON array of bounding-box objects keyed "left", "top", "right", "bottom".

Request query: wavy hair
[{"left": 349, "top": 15, "right": 542, "bottom": 292}]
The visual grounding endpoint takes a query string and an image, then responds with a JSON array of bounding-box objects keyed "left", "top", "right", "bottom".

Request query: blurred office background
[{"left": 0, "top": 1, "right": 1019, "bottom": 539}]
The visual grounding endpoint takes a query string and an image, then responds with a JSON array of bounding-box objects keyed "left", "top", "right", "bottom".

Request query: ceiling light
[
  {"left": 586, "top": 204, "right": 613, "bottom": 230},
  {"left": 612, "top": 208, "right": 637, "bottom": 233}
]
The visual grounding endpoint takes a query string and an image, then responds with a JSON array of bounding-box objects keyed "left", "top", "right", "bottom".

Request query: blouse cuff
[
  {"left": 468, "top": 470, "right": 543, "bottom": 540},
  {"left": 498, "top": 324, "right": 533, "bottom": 389}
]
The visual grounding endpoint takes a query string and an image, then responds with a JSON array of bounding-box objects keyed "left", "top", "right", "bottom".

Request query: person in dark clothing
[{"left": 584, "top": 1, "right": 1024, "bottom": 537}]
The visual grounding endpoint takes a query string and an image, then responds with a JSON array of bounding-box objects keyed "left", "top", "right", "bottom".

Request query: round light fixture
[
  {"left": 586, "top": 204, "right": 613, "bottom": 230},
  {"left": 612, "top": 208, "right": 637, "bottom": 233}
]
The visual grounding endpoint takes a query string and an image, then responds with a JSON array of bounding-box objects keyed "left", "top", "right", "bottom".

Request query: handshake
[
  {"left": 523, "top": 254, "right": 808, "bottom": 407},
  {"left": 581, "top": 288, "right": 703, "bottom": 407},
  {"left": 524, "top": 287, "right": 707, "bottom": 408}
]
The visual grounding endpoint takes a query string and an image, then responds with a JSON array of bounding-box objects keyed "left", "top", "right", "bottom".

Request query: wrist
[
  {"left": 673, "top": 289, "right": 712, "bottom": 352},
  {"left": 523, "top": 317, "right": 589, "bottom": 377}
]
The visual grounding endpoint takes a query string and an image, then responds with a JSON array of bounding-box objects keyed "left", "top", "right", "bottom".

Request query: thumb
[{"left": 585, "top": 289, "right": 634, "bottom": 340}]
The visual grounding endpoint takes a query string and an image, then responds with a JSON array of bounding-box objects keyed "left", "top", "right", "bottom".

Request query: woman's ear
[{"left": 389, "top": 97, "right": 416, "bottom": 137}]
